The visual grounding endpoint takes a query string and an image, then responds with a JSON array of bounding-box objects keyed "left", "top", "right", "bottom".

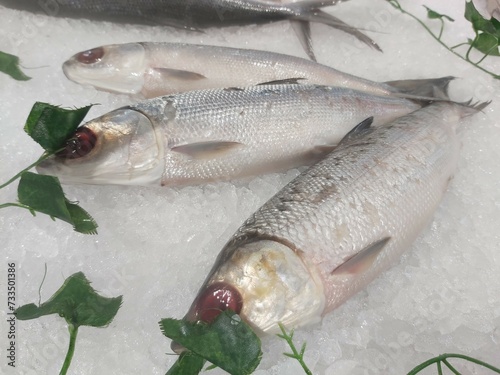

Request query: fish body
[
  {"left": 0, "top": 0, "right": 377, "bottom": 60},
  {"left": 36, "top": 84, "right": 423, "bottom": 186},
  {"left": 0, "top": 0, "right": 339, "bottom": 27},
  {"left": 179, "top": 101, "right": 485, "bottom": 335},
  {"left": 63, "top": 42, "right": 453, "bottom": 99}
]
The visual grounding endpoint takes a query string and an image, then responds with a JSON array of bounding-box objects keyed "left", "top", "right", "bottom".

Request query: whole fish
[
  {"left": 175, "top": 101, "right": 487, "bottom": 339},
  {"left": 63, "top": 42, "right": 453, "bottom": 99},
  {"left": 35, "top": 84, "right": 430, "bottom": 186},
  {"left": 0, "top": 0, "right": 377, "bottom": 61}
]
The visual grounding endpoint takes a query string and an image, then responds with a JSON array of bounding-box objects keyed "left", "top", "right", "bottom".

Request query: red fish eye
[
  {"left": 57, "top": 127, "right": 97, "bottom": 159},
  {"left": 195, "top": 282, "right": 243, "bottom": 323},
  {"left": 76, "top": 47, "right": 104, "bottom": 64}
]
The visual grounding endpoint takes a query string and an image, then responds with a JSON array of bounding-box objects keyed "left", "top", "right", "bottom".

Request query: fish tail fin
[
  {"left": 457, "top": 99, "right": 491, "bottom": 117},
  {"left": 288, "top": 1, "right": 381, "bottom": 58},
  {"left": 384, "top": 76, "right": 455, "bottom": 100},
  {"left": 290, "top": 20, "right": 316, "bottom": 61}
]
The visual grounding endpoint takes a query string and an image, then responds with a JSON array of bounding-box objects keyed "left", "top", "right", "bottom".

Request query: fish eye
[
  {"left": 75, "top": 47, "right": 105, "bottom": 64},
  {"left": 194, "top": 282, "right": 243, "bottom": 323},
  {"left": 57, "top": 126, "right": 97, "bottom": 159}
]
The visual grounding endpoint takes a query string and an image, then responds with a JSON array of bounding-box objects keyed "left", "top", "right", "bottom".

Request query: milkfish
[
  {"left": 63, "top": 42, "right": 453, "bottom": 99},
  {"left": 174, "top": 100, "right": 488, "bottom": 340},
  {"left": 34, "top": 83, "right": 445, "bottom": 186},
  {"left": 0, "top": 0, "right": 377, "bottom": 61}
]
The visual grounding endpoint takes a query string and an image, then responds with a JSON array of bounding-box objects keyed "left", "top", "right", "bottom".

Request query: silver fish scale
[
  {"left": 218, "top": 102, "right": 465, "bottom": 312},
  {"left": 132, "top": 84, "right": 421, "bottom": 185}
]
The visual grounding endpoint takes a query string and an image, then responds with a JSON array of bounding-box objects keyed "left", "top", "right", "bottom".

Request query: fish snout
[{"left": 169, "top": 282, "right": 243, "bottom": 354}]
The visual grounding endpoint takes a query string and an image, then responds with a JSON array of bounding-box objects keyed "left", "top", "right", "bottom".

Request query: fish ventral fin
[
  {"left": 331, "top": 237, "right": 391, "bottom": 275},
  {"left": 338, "top": 116, "right": 374, "bottom": 145},
  {"left": 171, "top": 141, "right": 243, "bottom": 159},
  {"left": 257, "top": 77, "right": 305, "bottom": 86},
  {"left": 152, "top": 67, "right": 206, "bottom": 81}
]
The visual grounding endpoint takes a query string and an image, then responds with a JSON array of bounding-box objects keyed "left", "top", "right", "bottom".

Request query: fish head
[
  {"left": 36, "top": 108, "right": 164, "bottom": 185},
  {"left": 173, "top": 239, "right": 324, "bottom": 352},
  {"left": 63, "top": 43, "right": 147, "bottom": 94}
]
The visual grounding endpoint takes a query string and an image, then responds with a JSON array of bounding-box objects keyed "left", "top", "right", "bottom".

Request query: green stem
[
  {"left": 451, "top": 42, "right": 469, "bottom": 49},
  {"left": 437, "top": 360, "right": 443, "bottom": 375},
  {"left": 389, "top": 1, "right": 500, "bottom": 79},
  {"left": 438, "top": 19, "right": 444, "bottom": 40},
  {"left": 0, "top": 202, "right": 33, "bottom": 211},
  {"left": 407, "top": 353, "right": 500, "bottom": 375},
  {"left": 444, "top": 354, "right": 500, "bottom": 372},
  {"left": 442, "top": 359, "right": 461, "bottom": 375},
  {"left": 466, "top": 33, "right": 478, "bottom": 61},
  {"left": 60, "top": 324, "right": 78, "bottom": 375},
  {"left": 475, "top": 52, "right": 490, "bottom": 65},
  {"left": 0, "top": 151, "right": 52, "bottom": 189},
  {"left": 473, "top": 43, "right": 498, "bottom": 65},
  {"left": 277, "top": 323, "right": 313, "bottom": 375}
]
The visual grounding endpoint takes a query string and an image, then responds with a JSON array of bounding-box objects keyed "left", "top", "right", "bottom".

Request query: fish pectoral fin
[
  {"left": 152, "top": 68, "right": 206, "bottom": 81},
  {"left": 331, "top": 237, "right": 391, "bottom": 276},
  {"left": 171, "top": 141, "right": 244, "bottom": 159},
  {"left": 290, "top": 20, "right": 316, "bottom": 61}
]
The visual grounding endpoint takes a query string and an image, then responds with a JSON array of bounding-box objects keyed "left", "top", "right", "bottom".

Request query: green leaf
[
  {"left": 66, "top": 202, "right": 99, "bottom": 235},
  {"left": 18, "top": 172, "right": 72, "bottom": 222},
  {"left": 160, "top": 311, "right": 262, "bottom": 375},
  {"left": 17, "top": 172, "right": 98, "bottom": 234},
  {"left": 166, "top": 352, "right": 206, "bottom": 375},
  {"left": 15, "top": 272, "right": 122, "bottom": 328},
  {"left": 424, "top": 6, "right": 454, "bottom": 22},
  {"left": 465, "top": 1, "right": 500, "bottom": 37},
  {"left": 471, "top": 33, "right": 500, "bottom": 56},
  {"left": 0, "top": 51, "right": 31, "bottom": 81},
  {"left": 24, "top": 102, "right": 93, "bottom": 152}
]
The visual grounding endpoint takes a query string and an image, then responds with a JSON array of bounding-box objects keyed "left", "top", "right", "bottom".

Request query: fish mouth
[
  {"left": 170, "top": 281, "right": 244, "bottom": 354},
  {"left": 63, "top": 43, "right": 147, "bottom": 94}
]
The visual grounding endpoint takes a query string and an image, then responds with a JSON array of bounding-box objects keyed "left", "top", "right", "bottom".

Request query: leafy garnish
[
  {"left": 424, "top": 6, "right": 454, "bottom": 22},
  {"left": 387, "top": 0, "right": 500, "bottom": 79},
  {"left": 15, "top": 272, "right": 122, "bottom": 375},
  {"left": 465, "top": 1, "right": 500, "bottom": 57},
  {"left": 408, "top": 353, "right": 500, "bottom": 374},
  {"left": 166, "top": 352, "right": 206, "bottom": 375},
  {"left": 277, "top": 323, "right": 312, "bottom": 375},
  {"left": 16, "top": 172, "right": 98, "bottom": 234},
  {"left": 24, "top": 102, "right": 93, "bottom": 152},
  {"left": 160, "top": 310, "right": 262, "bottom": 375},
  {"left": 0, "top": 51, "right": 31, "bottom": 81},
  {"left": 0, "top": 102, "right": 97, "bottom": 234}
]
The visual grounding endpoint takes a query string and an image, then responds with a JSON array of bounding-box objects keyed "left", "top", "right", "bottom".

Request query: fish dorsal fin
[
  {"left": 331, "top": 237, "right": 390, "bottom": 276},
  {"left": 257, "top": 78, "right": 305, "bottom": 86},
  {"left": 338, "top": 117, "right": 374, "bottom": 145},
  {"left": 152, "top": 68, "right": 206, "bottom": 81},
  {"left": 171, "top": 141, "right": 243, "bottom": 159}
]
